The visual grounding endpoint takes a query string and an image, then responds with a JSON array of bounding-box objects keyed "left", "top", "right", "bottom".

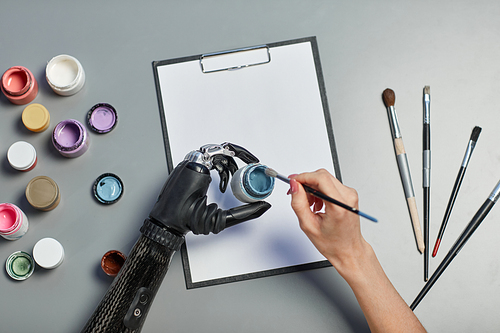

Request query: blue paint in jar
[
  {"left": 93, "top": 173, "right": 124, "bottom": 204},
  {"left": 231, "top": 164, "right": 275, "bottom": 203}
]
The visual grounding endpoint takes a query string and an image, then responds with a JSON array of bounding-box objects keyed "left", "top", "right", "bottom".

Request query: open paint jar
[
  {"left": 93, "top": 173, "right": 124, "bottom": 204},
  {"left": 87, "top": 103, "right": 117, "bottom": 133},
  {"left": 1, "top": 66, "right": 38, "bottom": 105},
  {"left": 7, "top": 141, "right": 37, "bottom": 172},
  {"left": 33, "top": 238, "right": 65, "bottom": 269},
  {"left": 230, "top": 163, "right": 275, "bottom": 203},
  {"left": 22, "top": 103, "right": 50, "bottom": 132},
  {"left": 0, "top": 203, "right": 29, "bottom": 240},
  {"left": 6, "top": 251, "right": 35, "bottom": 280},
  {"left": 52, "top": 119, "right": 90, "bottom": 157},
  {"left": 101, "top": 250, "right": 126, "bottom": 277},
  {"left": 25, "top": 176, "right": 61, "bottom": 211},
  {"left": 45, "top": 54, "right": 85, "bottom": 96}
]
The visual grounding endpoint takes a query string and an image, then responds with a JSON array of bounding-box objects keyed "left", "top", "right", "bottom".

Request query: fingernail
[
  {"left": 289, "top": 179, "right": 299, "bottom": 195},
  {"left": 288, "top": 174, "right": 298, "bottom": 179}
]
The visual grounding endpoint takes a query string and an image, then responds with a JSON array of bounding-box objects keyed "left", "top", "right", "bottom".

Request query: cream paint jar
[
  {"left": 33, "top": 238, "right": 64, "bottom": 269},
  {"left": 45, "top": 54, "right": 85, "bottom": 96}
]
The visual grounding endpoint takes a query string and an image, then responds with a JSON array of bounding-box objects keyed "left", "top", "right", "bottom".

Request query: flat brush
[
  {"left": 423, "top": 85, "right": 431, "bottom": 281},
  {"left": 383, "top": 88, "right": 425, "bottom": 254},
  {"left": 432, "top": 126, "right": 482, "bottom": 257},
  {"left": 264, "top": 167, "right": 378, "bottom": 222},
  {"left": 411, "top": 179, "right": 500, "bottom": 310}
]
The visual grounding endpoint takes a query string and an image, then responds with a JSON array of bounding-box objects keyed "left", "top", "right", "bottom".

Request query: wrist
[{"left": 327, "top": 239, "right": 378, "bottom": 286}]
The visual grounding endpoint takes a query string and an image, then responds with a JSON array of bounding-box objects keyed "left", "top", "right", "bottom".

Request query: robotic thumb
[{"left": 225, "top": 201, "right": 271, "bottom": 229}]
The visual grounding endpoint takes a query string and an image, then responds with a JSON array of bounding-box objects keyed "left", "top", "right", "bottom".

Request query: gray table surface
[{"left": 2, "top": 1, "right": 500, "bottom": 332}]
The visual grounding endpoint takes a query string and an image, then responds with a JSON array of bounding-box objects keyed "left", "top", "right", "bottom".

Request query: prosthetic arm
[{"left": 81, "top": 143, "right": 271, "bottom": 333}]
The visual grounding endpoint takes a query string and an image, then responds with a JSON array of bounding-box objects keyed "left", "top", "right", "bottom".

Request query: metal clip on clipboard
[{"left": 200, "top": 45, "right": 271, "bottom": 73}]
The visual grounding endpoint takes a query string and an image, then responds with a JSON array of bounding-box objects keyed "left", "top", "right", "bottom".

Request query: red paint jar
[{"left": 1, "top": 66, "right": 38, "bottom": 105}]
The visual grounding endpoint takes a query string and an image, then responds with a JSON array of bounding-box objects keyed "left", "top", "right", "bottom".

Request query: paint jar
[
  {"left": 87, "top": 103, "right": 117, "bottom": 134},
  {"left": 52, "top": 119, "right": 90, "bottom": 157},
  {"left": 45, "top": 54, "right": 85, "bottom": 96},
  {"left": 101, "top": 250, "right": 126, "bottom": 277},
  {"left": 7, "top": 141, "right": 37, "bottom": 172},
  {"left": 1, "top": 66, "right": 38, "bottom": 105},
  {"left": 6, "top": 251, "right": 35, "bottom": 281},
  {"left": 25, "top": 176, "right": 61, "bottom": 211},
  {"left": 93, "top": 173, "right": 124, "bottom": 204},
  {"left": 33, "top": 237, "right": 64, "bottom": 269},
  {"left": 22, "top": 103, "right": 50, "bottom": 132},
  {"left": 0, "top": 203, "right": 29, "bottom": 241},
  {"left": 230, "top": 163, "right": 275, "bottom": 203}
]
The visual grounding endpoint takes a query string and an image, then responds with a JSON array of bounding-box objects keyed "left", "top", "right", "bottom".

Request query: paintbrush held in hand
[{"left": 264, "top": 167, "right": 377, "bottom": 222}]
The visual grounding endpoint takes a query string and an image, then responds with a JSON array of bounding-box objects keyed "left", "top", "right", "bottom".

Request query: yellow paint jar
[{"left": 22, "top": 103, "right": 50, "bottom": 132}]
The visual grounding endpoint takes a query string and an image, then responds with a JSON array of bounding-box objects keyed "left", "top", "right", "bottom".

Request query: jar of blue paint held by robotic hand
[{"left": 231, "top": 163, "right": 275, "bottom": 203}]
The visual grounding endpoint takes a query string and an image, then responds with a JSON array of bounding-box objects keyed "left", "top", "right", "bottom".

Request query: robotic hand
[
  {"left": 81, "top": 143, "right": 271, "bottom": 333},
  {"left": 149, "top": 142, "right": 272, "bottom": 236}
]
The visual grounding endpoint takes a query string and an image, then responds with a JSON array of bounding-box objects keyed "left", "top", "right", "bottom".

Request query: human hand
[{"left": 289, "top": 169, "right": 369, "bottom": 274}]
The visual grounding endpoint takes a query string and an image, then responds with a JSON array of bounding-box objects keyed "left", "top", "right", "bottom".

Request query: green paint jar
[{"left": 6, "top": 251, "right": 35, "bottom": 281}]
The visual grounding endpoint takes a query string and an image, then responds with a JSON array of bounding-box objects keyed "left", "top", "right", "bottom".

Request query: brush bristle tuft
[
  {"left": 424, "top": 86, "right": 430, "bottom": 95},
  {"left": 470, "top": 126, "right": 482, "bottom": 142},
  {"left": 264, "top": 167, "right": 278, "bottom": 178},
  {"left": 382, "top": 88, "right": 395, "bottom": 107}
]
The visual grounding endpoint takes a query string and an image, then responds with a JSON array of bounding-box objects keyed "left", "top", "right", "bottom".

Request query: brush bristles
[
  {"left": 470, "top": 126, "right": 482, "bottom": 142},
  {"left": 424, "top": 86, "right": 430, "bottom": 95},
  {"left": 382, "top": 88, "right": 395, "bottom": 107},
  {"left": 264, "top": 167, "right": 278, "bottom": 178},
  {"left": 265, "top": 167, "right": 290, "bottom": 184}
]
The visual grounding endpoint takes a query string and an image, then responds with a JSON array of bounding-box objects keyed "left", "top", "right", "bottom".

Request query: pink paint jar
[
  {"left": 52, "top": 119, "right": 90, "bottom": 157},
  {"left": 1, "top": 66, "right": 38, "bottom": 105},
  {"left": 0, "top": 203, "right": 29, "bottom": 240}
]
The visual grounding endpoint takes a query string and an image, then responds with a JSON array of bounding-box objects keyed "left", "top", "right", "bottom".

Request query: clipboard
[{"left": 153, "top": 36, "right": 341, "bottom": 289}]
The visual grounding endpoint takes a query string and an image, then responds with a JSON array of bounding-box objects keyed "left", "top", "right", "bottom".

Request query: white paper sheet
[{"left": 154, "top": 38, "right": 340, "bottom": 287}]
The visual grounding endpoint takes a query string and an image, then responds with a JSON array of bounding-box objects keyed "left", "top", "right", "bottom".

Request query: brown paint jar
[
  {"left": 25, "top": 176, "right": 61, "bottom": 211},
  {"left": 101, "top": 250, "right": 126, "bottom": 277}
]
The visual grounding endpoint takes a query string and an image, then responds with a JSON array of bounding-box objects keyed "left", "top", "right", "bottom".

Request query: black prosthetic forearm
[{"left": 81, "top": 220, "right": 183, "bottom": 333}]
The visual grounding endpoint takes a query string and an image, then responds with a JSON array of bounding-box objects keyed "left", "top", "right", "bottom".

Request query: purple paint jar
[
  {"left": 52, "top": 119, "right": 90, "bottom": 157},
  {"left": 87, "top": 103, "right": 117, "bottom": 134}
]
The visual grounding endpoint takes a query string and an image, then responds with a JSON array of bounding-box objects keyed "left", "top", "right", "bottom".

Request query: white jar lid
[
  {"left": 33, "top": 237, "right": 64, "bottom": 269},
  {"left": 7, "top": 141, "right": 36, "bottom": 170}
]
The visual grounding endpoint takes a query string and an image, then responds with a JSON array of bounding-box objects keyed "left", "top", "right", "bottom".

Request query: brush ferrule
[
  {"left": 276, "top": 173, "right": 291, "bottom": 184},
  {"left": 461, "top": 141, "right": 476, "bottom": 167},
  {"left": 488, "top": 180, "right": 500, "bottom": 203},
  {"left": 423, "top": 97, "right": 430, "bottom": 124},
  {"left": 387, "top": 105, "right": 402, "bottom": 138},
  {"left": 423, "top": 150, "right": 431, "bottom": 187},
  {"left": 397, "top": 153, "right": 415, "bottom": 198}
]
